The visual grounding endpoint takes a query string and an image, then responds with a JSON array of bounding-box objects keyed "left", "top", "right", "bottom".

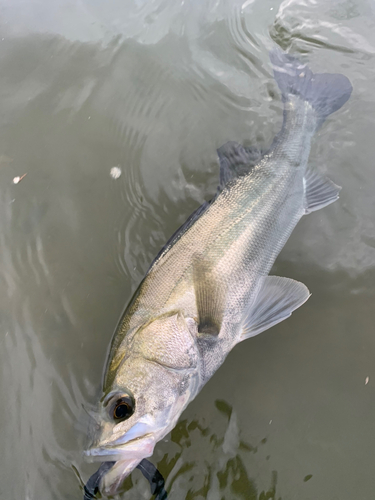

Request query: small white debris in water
[
  {"left": 269, "top": 420, "right": 272, "bottom": 425},
  {"left": 365, "top": 376, "right": 369, "bottom": 385},
  {"left": 13, "top": 173, "right": 27, "bottom": 184},
  {"left": 110, "top": 166, "right": 122, "bottom": 179},
  {"left": 270, "top": 7, "right": 273, "bottom": 10}
]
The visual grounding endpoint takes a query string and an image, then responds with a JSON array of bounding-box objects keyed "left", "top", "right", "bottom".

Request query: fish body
[{"left": 85, "top": 50, "right": 352, "bottom": 496}]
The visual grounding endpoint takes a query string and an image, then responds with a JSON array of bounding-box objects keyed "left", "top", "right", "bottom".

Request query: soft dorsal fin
[
  {"left": 193, "top": 259, "right": 226, "bottom": 336},
  {"left": 304, "top": 170, "right": 341, "bottom": 214},
  {"left": 217, "top": 141, "right": 263, "bottom": 188},
  {"left": 149, "top": 141, "right": 263, "bottom": 273},
  {"left": 239, "top": 276, "right": 310, "bottom": 341}
]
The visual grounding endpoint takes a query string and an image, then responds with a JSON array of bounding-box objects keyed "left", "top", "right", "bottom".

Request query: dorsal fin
[
  {"left": 148, "top": 201, "right": 210, "bottom": 270},
  {"left": 217, "top": 141, "right": 263, "bottom": 188},
  {"left": 149, "top": 141, "right": 263, "bottom": 272}
]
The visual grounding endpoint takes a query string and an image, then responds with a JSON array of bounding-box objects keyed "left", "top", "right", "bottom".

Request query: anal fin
[
  {"left": 304, "top": 170, "right": 341, "bottom": 214},
  {"left": 240, "top": 276, "right": 310, "bottom": 341}
]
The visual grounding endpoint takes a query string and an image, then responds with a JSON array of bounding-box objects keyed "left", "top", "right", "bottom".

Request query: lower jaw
[{"left": 100, "top": 458, "right": 142, "bottom": 496}]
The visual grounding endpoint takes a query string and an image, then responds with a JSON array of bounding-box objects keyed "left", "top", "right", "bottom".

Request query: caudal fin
[{"left": 270, "top": 48, "right": 352, "bottom": 126}]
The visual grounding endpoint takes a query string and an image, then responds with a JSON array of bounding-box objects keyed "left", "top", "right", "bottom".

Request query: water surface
[{"left": 0, "top": 1, "right": 374, "bottom": 499}]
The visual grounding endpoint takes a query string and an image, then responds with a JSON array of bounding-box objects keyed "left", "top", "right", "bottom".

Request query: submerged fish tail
[{"left": 270, "top": 48, "right": 352, "bottom": 127}]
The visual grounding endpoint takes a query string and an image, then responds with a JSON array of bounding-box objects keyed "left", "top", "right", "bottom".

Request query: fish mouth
[
  {"left": 85, "top": 433, "right": 155, "bottom": 463},
  {"left": 85, "top": 434, "right": 156, "bottom": 496},
  {"left": 94, "top": 458, "right": 143, "bottom": 496}
]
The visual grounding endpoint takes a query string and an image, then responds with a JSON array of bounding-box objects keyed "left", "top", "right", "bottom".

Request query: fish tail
[{"left": 270, "top": 48, "right": 352, "bottom": 126}]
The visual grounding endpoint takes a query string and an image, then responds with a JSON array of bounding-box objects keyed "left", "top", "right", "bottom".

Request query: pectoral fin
[
  {"left": 240, "top": 276, "right": 310, "bottom": 341},
  {"left": 304, "top": 170, "right": 341, "bottom": 214},
  {"left": 193, "top": 260, "right": 226, "bottom": 336}
]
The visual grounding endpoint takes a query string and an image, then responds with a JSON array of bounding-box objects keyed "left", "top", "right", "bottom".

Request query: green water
[{"left": 0, "top": 0, "right": 374, "bottom": 498}]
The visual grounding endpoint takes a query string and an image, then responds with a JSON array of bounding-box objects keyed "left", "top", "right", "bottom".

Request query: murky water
[{"left": 1, "top": 0, "right": 374, "bottom": 499}]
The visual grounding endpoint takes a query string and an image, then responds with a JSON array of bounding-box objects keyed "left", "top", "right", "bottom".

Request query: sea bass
[{"left": 85, "top": 50, "right": 352, "bottom": 495}]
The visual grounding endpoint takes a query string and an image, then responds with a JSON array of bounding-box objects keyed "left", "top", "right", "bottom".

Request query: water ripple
[{"left": 0, "top": 1, "right": 374, "bottom": 499}]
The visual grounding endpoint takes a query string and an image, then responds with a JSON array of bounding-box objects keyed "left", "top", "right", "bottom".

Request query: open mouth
[
  {"left": 85, "top": 433, "right": 155, "bottom": 463},
  {"left": 96, "top": 458, "right": 144, "bottom": 496},
  {"left": 84, "top": 435, "right": 156, "bottom": 497}
]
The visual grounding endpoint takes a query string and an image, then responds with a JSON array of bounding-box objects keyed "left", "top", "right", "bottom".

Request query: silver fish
[{"left": 85, "top": 49, "right": 352, "bottom": 496}]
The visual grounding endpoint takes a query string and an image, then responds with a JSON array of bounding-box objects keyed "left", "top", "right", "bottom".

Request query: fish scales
[
  {"left": 106, "top": 124, "right": 308, "bottom": 383},
  {"left": 84, "top": 49, "right": 352, "bottom": 498}
]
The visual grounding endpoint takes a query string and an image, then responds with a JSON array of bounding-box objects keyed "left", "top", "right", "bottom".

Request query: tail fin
[{"left": 270, "top": 48, "right": 352, "bottom": 126}]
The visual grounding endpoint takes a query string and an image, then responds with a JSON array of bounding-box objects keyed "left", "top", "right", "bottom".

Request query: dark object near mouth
[
  {"left": 83, "top": 459, "right": 168, "bottom": 499},
  {"left": 136, "top": 459, "right": 168, "bottom": 500},
  {"left": 83, "top": 461, "right": 115, "bottom": 499}
]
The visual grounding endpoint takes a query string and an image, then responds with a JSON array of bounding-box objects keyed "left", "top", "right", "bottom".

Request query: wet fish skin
[{"left": 85, "top": 49, "right": 352, "bottom": 495}]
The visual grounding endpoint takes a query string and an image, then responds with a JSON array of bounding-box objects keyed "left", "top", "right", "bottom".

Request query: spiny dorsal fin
[
  {"left": 240, "top": 276, "right": 310, "bottom": 341},
  {"left": 148, "top": 201, "right": 210, "bottom": 270},
  {"left": 193, "top": 259, "right": 226, "bottom": 336},
  {"left": 304, "top": 169, "right": 341, "bottom": 214},
  {"left": 217, "top": 141, "right": 263, "bottom": 188}
]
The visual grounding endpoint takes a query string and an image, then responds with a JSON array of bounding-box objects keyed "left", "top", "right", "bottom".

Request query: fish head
[{"left": 85, "top": 313, "right": 199, "bottom": 495}]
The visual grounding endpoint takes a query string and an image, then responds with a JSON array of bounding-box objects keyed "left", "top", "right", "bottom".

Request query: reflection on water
[
  {"left": 116, "top": 400, "right": 282, "bottom": 500},
  {"left": 0, "top": 0, "right": 374, "bottom": 499}
]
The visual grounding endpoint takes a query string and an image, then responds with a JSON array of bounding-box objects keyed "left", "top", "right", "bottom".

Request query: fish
[{"left": 84, "top": 49, "right": 352, "bottom": 496}]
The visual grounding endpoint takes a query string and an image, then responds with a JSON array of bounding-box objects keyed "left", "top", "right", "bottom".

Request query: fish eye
[{"left": 112, "top": 396, "right": 134, "bottom": 421}]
